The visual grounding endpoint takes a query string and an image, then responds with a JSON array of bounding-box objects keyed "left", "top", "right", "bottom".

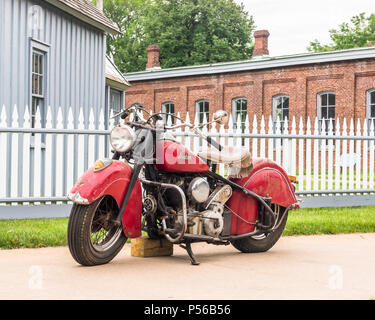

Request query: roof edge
[
  {"left": 125, "top": 46, "right": 375, "bottom": 82},
  {"left": 45, "top": 0, "right": 120, "bottom": 35},
  {"left": 105, "top": 55, "right": 131, "bottom": 88}
]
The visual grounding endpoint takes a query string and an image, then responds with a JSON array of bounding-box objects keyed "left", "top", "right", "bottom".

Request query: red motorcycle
[{"left": 67, "top": 105, "right": 299, "bottom": 266}]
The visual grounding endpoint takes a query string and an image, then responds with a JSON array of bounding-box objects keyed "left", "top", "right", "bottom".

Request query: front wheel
[
  {"left": 67, "top": 196, "right": 127, "bottom": 266},
  {"left": 231, "top": 205, "right": 288, "bottom": 253}
]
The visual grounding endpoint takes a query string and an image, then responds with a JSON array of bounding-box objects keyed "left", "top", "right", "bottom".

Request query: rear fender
[
  {"left": 231, "top": 158, "right": 298, "bottom": 208},
  {"left": 227, "top": 158, "right": 298, "bottom": 235},
  {"left": 68, "top": 160, "right": 142, "bottom": 238}
]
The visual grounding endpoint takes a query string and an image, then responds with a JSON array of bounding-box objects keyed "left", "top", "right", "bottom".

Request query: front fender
[{"left": 68, "top": 160, "right": 142, "bottom": 238}]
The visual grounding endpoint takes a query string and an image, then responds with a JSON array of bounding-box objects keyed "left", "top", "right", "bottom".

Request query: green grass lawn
[
  {"left": 283, "top": 206, "right": 375, "bottom": 235},
  {"left": 0, "top": 206, "right": 375, "bottom": 249}
]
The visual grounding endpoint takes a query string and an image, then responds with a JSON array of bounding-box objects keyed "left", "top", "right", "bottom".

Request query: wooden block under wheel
[{"left": 131, "top": 236, "right": 173, "bottom": 257}]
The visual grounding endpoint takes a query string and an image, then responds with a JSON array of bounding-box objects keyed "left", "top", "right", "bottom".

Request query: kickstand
[{"left": 180, "top": 242, "right": 200, "bottom": 265}]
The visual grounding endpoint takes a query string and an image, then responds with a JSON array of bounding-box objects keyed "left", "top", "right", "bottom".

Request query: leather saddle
[{"left": 198, "top": 146, "right": 253, "bottom": 178}]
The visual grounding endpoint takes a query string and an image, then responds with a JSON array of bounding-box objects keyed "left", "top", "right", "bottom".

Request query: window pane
[
  {"left": 283, "top": 97, "right": 289, "bottom": 108},
  {"left": 321, "top": 106, "right": 327, "bottom": 119},
  {"left": 110, "top": 89, "right": 122, "bottom": 114},
  {"left": 39, "top": 75, "right": 43, "bottom": 95},
  {"left": 321, "top": 94, "right": 327, "bottom": 106},
  {"left": 371, "top": 105, "right": 375, "bottom": 118},
  {"left": 32, "top": 54, "right": 36, "bottom": 73},
  {"left": 282, "top": 108, "right": 289, "bottom": 120},
  {"left": 203, "top": 101, "right": 209, "bottom": 113},
  {"left": 33, "top": 53, "right": 38, "bottom": 73},
  {"left": 328, "top": 93, "right": 335, "bottom": 106},
  {"left": 328, "top": 106, "right": 335, "bottom": 119},
  {"left": 197, "top": 101, "right": 209, "bottom": 123},
  {"left": 371, "top": 91, "right": 375, "bottom": 104},
  {"left": 38, "top": 54, "right": 43, "bottom": 74},
  {"left": 276, "top": 97, "right": 283, "bottom": 110}
]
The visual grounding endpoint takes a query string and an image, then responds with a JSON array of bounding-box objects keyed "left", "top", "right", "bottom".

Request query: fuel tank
[{"left": 155, "top": 140, "right": 209, "bottom": 173}]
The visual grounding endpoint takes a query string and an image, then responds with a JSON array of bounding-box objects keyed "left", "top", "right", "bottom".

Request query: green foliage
[
  {"left": 103, "top": 0, "right": 150, "bottom": 73},
  {"left": 103, "top": 0, "right": 254, "bottom": 72},
  {"left": 308, "top": 13, "right": 375, "bottom": 52}
]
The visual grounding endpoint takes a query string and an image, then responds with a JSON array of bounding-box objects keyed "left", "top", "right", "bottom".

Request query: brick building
[{"left": 125, "top": 30, "right": 375, "bottom": 131}]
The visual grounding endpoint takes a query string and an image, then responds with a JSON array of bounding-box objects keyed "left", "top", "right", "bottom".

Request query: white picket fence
[{"left": 1, "top": 104, "right": 375, "bottom": 210}]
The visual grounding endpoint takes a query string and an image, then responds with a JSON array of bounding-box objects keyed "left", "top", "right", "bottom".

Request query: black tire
[
  {"left": 67, "top": 196, "right": 127, "bottom": 266},
  {"left": 231, "top": 206, "right": 288, "bottom": 253}
]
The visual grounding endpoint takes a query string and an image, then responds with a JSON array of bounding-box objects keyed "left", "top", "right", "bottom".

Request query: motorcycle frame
[{"left": 69, "top": 120, "right": 298, "bottom": 243}]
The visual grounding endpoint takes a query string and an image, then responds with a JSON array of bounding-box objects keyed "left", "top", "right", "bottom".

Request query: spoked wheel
[
  {"left": 67, "top": 196, "right": 127, "bottom": 266},
  {"left": 231, "top": 204, "right": 288, "bottom": 253}
]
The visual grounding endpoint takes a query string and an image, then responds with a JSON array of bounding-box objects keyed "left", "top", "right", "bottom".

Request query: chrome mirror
[{"left": 213, "top": 110, "right": 229, "bottom": 125}]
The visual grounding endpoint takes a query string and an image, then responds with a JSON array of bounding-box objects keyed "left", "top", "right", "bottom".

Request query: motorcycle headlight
[{"left": 110, "top": 125, "right": 137, "bottom": 153}]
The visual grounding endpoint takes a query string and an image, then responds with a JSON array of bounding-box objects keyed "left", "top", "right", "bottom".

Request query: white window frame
[
  {"left": 29, "top": 39, "right": 49, "bottom": 129},
  {"left": 162, "top": 101, "right": 175, "bottom": 124},
  {"left": 272, "top": 94, "right": 289, "bottom": 132},
  {"left": 232, "top": 97, "right": 247, "bottom": 129},
  {"left": 317, "top": 92, "right": 335, "bottom": 134},
  {"left": 367, "top": 89, "right": 375, "bottom": 132},
  {"left": 272, "top": 94, "right": 290, "bottom": 124},
  {"left": 195, "top": 100, "right": 209, "bottom": 125}
]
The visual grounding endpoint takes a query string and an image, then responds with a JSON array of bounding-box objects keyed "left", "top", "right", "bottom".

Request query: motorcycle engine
[
  {"left": 187, "top": 183, "right": 232, "bottom": 238},
  {"left": 143, "top": 173, "right": 232, "bottom": 238}
]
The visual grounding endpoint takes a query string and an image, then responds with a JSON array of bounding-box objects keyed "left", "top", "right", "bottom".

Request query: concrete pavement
[{"left": 0, "top": 233, "right": 375, "bottom": 300}]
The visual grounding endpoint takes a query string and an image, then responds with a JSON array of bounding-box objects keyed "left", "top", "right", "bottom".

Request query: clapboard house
[{"left": 0, "top": 0, "right": 129, "bottom": 127}]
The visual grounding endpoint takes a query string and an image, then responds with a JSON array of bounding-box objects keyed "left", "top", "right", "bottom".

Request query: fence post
[
  {"left": 45, "top": 106, "right": 53, "bottom": 198},
  {"left": 327, "top": 118, "right": 334, "bottom": 191},
  {"left": 341, "top": 119, "right": 348, "bottom": 191},
  {"left": 251, "top": 115, "right": 257, "bottom": 157},
  {"left": 305, "top": 117, "right": 312, "bottom": 192},
  {"left": 0, "top": 106, "right": 7, "bottom": 198},
  {"left": 362, "top": 119, "right": 368, "bottom": 189},
  {"left": 369, "top": 120, "right": 374, "bottom": 189},
  {"left": 334, "top": 118, "right": 341, "bottom": 191},
  {"left": 22, "top": 108, "right": 31, "bottom": 199},
  {"left": 355, "top": 119, "right": 362, "bottom": 191},
  {"left": 298, "top": 117, "right": 304, "bottom": 192},
  {"left": 267, "top": 116, "right": 273, "bottom": 161}
]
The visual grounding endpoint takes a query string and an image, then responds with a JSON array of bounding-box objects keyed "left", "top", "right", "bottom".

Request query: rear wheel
[
  {"left": 231, "top": 205, "right": 288, "bottom": 253},
  {"left": 67, "top": 196, "right": 127, "bottom": 266}
]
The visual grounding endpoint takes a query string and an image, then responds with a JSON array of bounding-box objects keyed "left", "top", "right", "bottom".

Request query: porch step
[{"left": 131, "top": 236, "right": 173, "bottom": 258}]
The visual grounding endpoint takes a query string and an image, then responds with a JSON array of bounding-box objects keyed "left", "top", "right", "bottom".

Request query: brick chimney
[
  {"left": 146, "top": 45, "right": 161, "bottom": 70},
  {"left": 96, "top": 0, "right": 103, "bottom": 12},
  {"left": 253, "top": 30, "right": 270, "bottom": 57}
]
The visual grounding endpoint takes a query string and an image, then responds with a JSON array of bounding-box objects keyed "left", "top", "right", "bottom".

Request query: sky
[{"left": 235, "top": 0, "right": 374, "bottom": 56}]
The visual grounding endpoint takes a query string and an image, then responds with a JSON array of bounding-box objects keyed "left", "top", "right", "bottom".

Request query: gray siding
[{"left": 0, "top": 0, "right": 106, "bottom": 127}]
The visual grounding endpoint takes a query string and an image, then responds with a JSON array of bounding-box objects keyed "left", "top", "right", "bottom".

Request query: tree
[
  {"left": 143, "top": 0, "right": 255, "bottom": 69},
  {"left": 101, "top": 0, "right": 255, "bottom": 72},
  {"left": 308, "top": 13, "right": 375, "bottom": 53},
  {"left": 101, "top": 0, "right": 151, "bottom": 73}
]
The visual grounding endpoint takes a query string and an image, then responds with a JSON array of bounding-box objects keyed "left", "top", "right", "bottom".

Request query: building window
[
  {"left": 232, "top": 98, "right": 247, "bottom": 129},
  {"left": 31, "top": 49, "right": 45, "bottom": 128},
  {"left": 195, "top": 100, "right": 209, "bottom": 125},
  {"left": 109, "top": 88, "right": 123, "bottom": 124},
  {"left": 110, "top": 89, "right": 123, "bottom": 115},
  {"left": 317, "top": 92, "right": 335, "bottom": 133},
  {"left": 162, "top": 102, "right": 175, "bottom": 124},
  {"left": 232, "top": 98, "right": 247, "bottom": 145},
  {"left": 272, "top": 95, "right": 289, "bottom": 132},
  {"left": 367, "top": 89, "right": 375, "bottom": 132}
]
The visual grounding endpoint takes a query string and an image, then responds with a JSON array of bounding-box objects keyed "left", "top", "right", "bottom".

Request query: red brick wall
[{"left": 125, "top": 58, "right": 375, "bottom": 128}]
